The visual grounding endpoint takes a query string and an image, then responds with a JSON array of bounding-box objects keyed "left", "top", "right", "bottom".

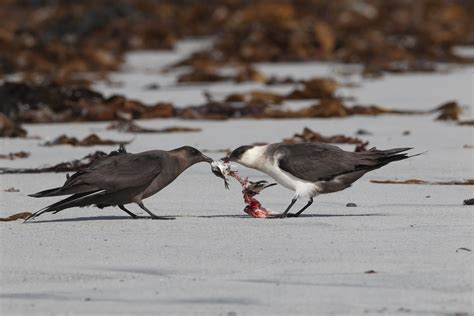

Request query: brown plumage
[{"left": 27, "top": 146, "right": 213, "bottom": 221}]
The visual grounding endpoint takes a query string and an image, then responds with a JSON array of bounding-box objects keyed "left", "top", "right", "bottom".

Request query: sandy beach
[{"left": 1, "top": 43, "right": 473, "bottom": 315}]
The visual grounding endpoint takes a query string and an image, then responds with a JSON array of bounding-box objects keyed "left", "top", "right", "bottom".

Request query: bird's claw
[{"left": 286, "top": 213, "right": 299, "bottom": 218}]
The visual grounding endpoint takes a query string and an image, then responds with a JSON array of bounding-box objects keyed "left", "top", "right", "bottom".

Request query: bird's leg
[
  {"left": 287, "top": 198, "right": 313, "bottom": 217},
  {"left": 118, "top": 205, "right": 138, "bottom": 219},
  {"left": 279, "top": 198, "right": 298, "bottom": 218},
  {"left": 137, "top": 202, "right": 175, "bottom": 220}
]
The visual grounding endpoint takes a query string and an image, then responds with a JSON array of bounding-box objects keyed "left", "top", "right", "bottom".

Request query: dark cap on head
[{"left": 225, "top": 145, "right": 253, "bottom": 162}]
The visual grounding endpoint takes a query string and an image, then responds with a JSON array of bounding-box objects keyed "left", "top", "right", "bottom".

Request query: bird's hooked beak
[{"left": 202, "top": 155, "right": 213, "bottom": 163}]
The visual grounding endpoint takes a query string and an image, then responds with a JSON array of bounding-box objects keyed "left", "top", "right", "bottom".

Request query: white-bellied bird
[{"left": 224, "top": 142, "right": 416, "bottom": 218}]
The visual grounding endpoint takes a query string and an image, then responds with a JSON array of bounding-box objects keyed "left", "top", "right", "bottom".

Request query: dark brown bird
[{"left": 27, "top": 146, "right": 213, "bottom": 221}]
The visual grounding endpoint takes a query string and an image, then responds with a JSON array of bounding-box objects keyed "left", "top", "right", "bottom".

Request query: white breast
[
  {"left": 239, "top": 145, "right": 319, "bottom": 199},
  {"left": 258, "top": 158, "right": 319, "bottom": 199}
]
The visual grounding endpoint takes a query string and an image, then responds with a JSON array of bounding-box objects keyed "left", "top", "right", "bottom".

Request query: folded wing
[
  {"left": 30, "top": 151, "right": 163, "bottom": 197},
  {"left": 276, "top": 143, "right": 411, "bottom": 182}
]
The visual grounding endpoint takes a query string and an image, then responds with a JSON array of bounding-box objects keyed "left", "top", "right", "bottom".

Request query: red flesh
[{"left": 229, "top": 172, "right": 271, "bottom": 218}]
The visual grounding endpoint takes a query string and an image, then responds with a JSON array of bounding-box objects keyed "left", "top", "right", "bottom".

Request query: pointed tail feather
[
  {"left": 25, "top": 190, "right": 105, "bottom": 222},
  {"left": 351, "top": 147, "right": 420, "bottom": 175},
  {"left": 28, "top": 187, "right": 63, "bottom": 198},
  {"left": 378, "top": 147, "right": 412, "bottom": 155},
  {"left": 372, "top": 148, "right": 422, "bottom": 168},
  {"left": 29, "top": 182, "right": 101, "bottom": 198}
]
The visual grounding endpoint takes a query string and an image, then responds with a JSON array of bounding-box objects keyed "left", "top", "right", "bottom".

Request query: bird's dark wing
[
  {"left": 26, "top": 151, "right": 165, "bottom": 221},
  {"left": 63, "top": 151, "right": 163, "bottom": 192},
  {"left": 29, "top": 151, "right": 165, "bottom": 198},
  {"left": 275, "top": 143, "right": 410, "bottom": 182}
]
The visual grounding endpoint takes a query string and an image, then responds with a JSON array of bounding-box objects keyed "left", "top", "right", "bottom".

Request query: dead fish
[{"left": 210, "top": 160, "right": 233, "bottom": 189}]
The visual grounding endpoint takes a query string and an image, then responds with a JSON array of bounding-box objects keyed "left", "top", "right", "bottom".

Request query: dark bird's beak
[
  {"left": 220, "top": 156, "right": 230, "bottom": 163},
  {"left": 202, "top": 155, "right": 213, "bottom": 163}
]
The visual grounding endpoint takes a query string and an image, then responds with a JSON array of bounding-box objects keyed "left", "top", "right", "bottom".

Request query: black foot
[
  {"left": 286, "top": 213, "right": 300, "bottom": 218},
  {"left": 276, "top": 198, "right": 298, "bottom": 219},
  {"left": 136, "top": 202, "right": 174, "bottom": 220},
  {"left": 119, "top": 205, "right": 139, "bottom": 219}
]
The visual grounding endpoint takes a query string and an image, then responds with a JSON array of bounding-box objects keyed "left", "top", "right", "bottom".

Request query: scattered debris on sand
[
  {"left": 265, "top": 76, "right": 298, "bottom": 85},
  {"left": 233, "top": 64, "right": 267, "bottom": 83},
  {"left": 225, "top": 91, "right": 284, "bottom": 106},
  {"left": 458, "top": 120, "right": 474, "bottom": 126},
  {"left": 175, "top": 1, "right": 474, "bottom": 76},
  {"left": 263, "top": 99, "right": 428, "bottom": 119},
  {"left": 0, "top": 1, "right": 218, "bottom": 85},
  {"left": 286, "top": 78, "right": 338, "bottom": 100},
  {"left": 0, "top": 82, "right": 175, "bottom": 124},
  {"left": 371, "top": 179, "right": 474, "bottom": 185},
  {"left": 463, "top": 198, "right": 474, "bottom": 205},
  {"left": 4, "top": 187, "right": 20, "bottom": 193},
  {"left": 0, "top": 212, "right": 33, "bottom": 222},
  {"left": 0, "top": 151, "right": 30, "bottom": 160},
  {"left": 2, "top": 1, "right": 472, "bottom": 85},
  {"left": 283, "top": 127, "right": 370, "bottom": 152},
  {"left": 283, "top": 127, "right": 364, "bottom": 145},
  {"left": 225, "top": 77, "right": 338, "bottom": 102},
  {"left": 178, "top": 69, "right": 229, "bottom": 83},
  {"left": 181, "top": 97, "right": 465, "bottom": 120},
  {"left": 143, "top": 83, "right": 160, "bottom": 91},
  {"left": 356, "top": 129, "right": 373, "bottom": 136},
  {"left": 178, "top": 99, "right": 270, "bottom": 120},
  {"left": 43, "top": 134, "right": 131, "bottom": 147},
  {"left": 0, "top": 146, "right": 127, "bottom": 174},
  {"left": 177, "top": 64, "right": 265, "bottom": 84},
  {"left": 455, "top": 247, "right": 471, "bottom": 252},
  {"left": 1, "top": 81, "right": 469, "bottom": 124},
  {"left": 435, "top": 101, "right": 463, "bottom": 121},
  {"left": 0, "top": 113, "right": 27, "bottom": 138},
  {"left": 107, "top": 120, "right": 201, "bottom": 134}
]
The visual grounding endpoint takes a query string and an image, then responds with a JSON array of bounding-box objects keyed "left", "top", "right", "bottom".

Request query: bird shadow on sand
[
  {"left": 24, "top": 215, "right": 171, "bottom": 224},
  {"left": 24, "top": 213, "right": 384, "bottom": 223},
  {"left": 196, "top": 213, "right": 385, "bottom": 219},
  {"left": 293, "top": 213, "right": 385, "bottom": 218},
  {"left": 24, "top": 214, "right": 247, "bottom": 223}
]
